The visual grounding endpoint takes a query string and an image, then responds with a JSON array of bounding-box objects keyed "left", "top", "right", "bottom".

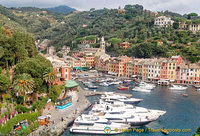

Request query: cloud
[{"left": 0, "top": 0, "right": 200, "bottom": 15}]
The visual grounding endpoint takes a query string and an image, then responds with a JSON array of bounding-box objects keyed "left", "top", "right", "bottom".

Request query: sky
[{"left": 0, "top": 0, "right": 200, "bottom": 15}]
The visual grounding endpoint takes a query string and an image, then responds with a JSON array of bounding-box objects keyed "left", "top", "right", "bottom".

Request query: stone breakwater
[{"left": 30, "top": 87, "right": 91, "bottom": 136}]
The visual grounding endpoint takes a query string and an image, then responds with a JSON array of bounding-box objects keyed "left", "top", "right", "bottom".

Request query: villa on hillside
[
  {"left": 179, "top": 22, "right": 200, "bottom": 32},
  {"left": 154, "top": 16, "right": 174, "bottom": 27}
]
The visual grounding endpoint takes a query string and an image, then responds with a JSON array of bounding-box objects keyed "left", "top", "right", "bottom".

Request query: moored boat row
[{"left": 70, "top": 93, "right": 166, "bottom": 134}]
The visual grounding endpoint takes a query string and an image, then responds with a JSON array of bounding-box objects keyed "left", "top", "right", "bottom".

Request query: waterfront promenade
[{"left": 30, "top": 87, "right": 91, "bottom": 136}]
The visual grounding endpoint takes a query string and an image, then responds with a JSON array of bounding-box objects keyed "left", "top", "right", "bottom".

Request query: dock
[{"left": 84, "top": 91, "right": 133, "bottom": 97}]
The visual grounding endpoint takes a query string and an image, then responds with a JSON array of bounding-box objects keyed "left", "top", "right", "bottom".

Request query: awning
[
  {"left": 65, "top": 80, "right": 79, "bottom": 88},
  {"left": 131, "top": 75, "right": 137, "bottom": 78}
]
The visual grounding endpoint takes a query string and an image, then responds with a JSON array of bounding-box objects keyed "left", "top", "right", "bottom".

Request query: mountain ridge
[{"left": 46, "top": 5, "right": 76, "bottom": 14}]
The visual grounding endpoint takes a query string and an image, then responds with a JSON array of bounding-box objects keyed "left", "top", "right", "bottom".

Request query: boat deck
[{"left": 84, "top": 91, "right": 132, "bottom": 97}]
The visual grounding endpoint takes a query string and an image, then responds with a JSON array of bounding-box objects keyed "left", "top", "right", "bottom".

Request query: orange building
[
  {"left": 85, "top": 55, "right": 95, "bottom": 67},
  {"left": 120, "top": 42, "right": 130, "bottom": 49}
]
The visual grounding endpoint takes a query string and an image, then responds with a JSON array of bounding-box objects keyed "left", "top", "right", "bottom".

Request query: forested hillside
[
  {"left": 46, "top": 5, "right": 76, "bottom": 13},
  {"left": 0, "top": 4, "right": 200, "bottom": 62},
  {"left": 0, "top": 23, "right": 52, "bottom": 94}
]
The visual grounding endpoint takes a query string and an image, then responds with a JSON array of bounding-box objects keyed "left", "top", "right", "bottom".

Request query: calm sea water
[{"left": 62, "top": 83, "right": 200, "bottom": 136}]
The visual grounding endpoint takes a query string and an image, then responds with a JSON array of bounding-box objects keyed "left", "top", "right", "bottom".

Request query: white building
[{"left": 154, "top": 16, "right": 174, "bottom": 27}]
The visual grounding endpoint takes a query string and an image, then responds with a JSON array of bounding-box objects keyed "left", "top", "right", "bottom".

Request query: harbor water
[{"left": 62, "top": 83, "right": 200, "bottom": 136}]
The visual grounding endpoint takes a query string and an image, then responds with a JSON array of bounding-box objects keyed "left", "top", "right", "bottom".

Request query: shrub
[
  {"left": 0, "top": 111, "right": 40, "bottom": 135},
  {"left": 3, "top": 94, "right": 11, "bottom": 103},
  {"left": 32, "top": 96, "right": 48, "bottom": 111},
  {"left": 15, "top": 105, "right": 31, "bottom": 113},
  {"left": 16, "top": 96, "right": 24, "bottom": 104}
]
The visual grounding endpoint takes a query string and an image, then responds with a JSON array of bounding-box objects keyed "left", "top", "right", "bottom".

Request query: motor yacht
[
  {"left": 101, "top": 94, "right": 143, "bottom": 105},
  {"left": 70, "top": 122, "right": 130, "bottom": 134}
]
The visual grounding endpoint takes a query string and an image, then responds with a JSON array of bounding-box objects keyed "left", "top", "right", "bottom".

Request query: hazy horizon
[{"left": 0, "top": 0, "right": 200, "bottom": 15}]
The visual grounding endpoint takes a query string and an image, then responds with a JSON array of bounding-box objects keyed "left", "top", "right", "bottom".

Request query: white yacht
[
  {"left": 91, "top": 101, "right": 166, "bottom": 126},
  {"left": 169, "top": 85, "right": 187, "bottom": 90},
  {"left": 93, "top": 102, "right": 166, "bottom": 117},
  {"left": 74, "top": 114, "right": 108, "bottom": 125},
  {"left": 139, "top": 82, "right": 155, "bottom": 90},
  {"left": 70, "top": 122, "right": 130, "bottom": 134},
  {"left": 89, "top": 110, "right": 159, "bottom": 126},
  {"left": 132, "top": 87, "right": 151, "bottom": 92},
  {"left": 99, "top": 82, "right": 110, "bottom": 86},
  {"left": 101, "top": 94, "right": 143, "bottom": 105}
]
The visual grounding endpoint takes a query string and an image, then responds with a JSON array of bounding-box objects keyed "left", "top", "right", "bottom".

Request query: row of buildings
[
  {"left": 95, "top": 55, "right": 200, "bottom": 85},
  {"left": 154, "top": 16, "right": 200, "bottom": 32},
  {"left": 44, "top": 37, "right": 200, "bottom": 85}
]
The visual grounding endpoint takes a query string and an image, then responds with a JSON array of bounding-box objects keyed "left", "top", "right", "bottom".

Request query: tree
[
  {"left": 0, "top": 73, "right": 10, "bottom": 93},
  {"left": 108, "top": 38, "right": 121, "bottom": 50},
  {"left": 49, "top": 85, "right": 63, "bottom": 103},
  {"left": 0, "top": 47, "right": 4, "bottom": 59},
  {"left": 15, "top": 54, "right": 52, "bottom": 92},
  {"left": 90, "top": 8, "right": 95, "bottom": 12},
  {"left": 188, "top": 13, "right": 198, "bottom": 19},
  {"left": 57, "top": 53, "right": 63, "bottom": 58},
  {"left": 173, "top": 21, "right": 179, "bottom": 29},
  {"left": 13, "top": 31, "right": 28, "bottom": 63},
  {"left": 133, "top": 44, "right": 153, "bottom": 58},
  {"left": 13, "top": 73, "right": 35, "bottom": 105},
  {"left": 43, "top": 67, "right": 57, "bottom": 94},
  {"left": 0, "top": 22, "right": 2, "bottom": 38}
]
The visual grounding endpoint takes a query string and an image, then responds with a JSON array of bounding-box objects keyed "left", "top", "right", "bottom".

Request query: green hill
[
  {"left": 0, "top": 4, "right": 200, "bottom": 62},
  {"left": 46, "top": 5, "right": 76, "bottom": 14}
]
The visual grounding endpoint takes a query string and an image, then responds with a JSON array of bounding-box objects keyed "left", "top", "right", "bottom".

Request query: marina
[{"left": 62, "top": 77, "right": 200, "bottom": 136}]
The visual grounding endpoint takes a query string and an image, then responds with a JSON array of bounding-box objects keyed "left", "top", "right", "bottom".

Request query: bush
[
  {"left": 15, "top": 105, "right": 31, "bottom": 113},
  {"left": 32, "top": 96, "right": 48, "bottom": 111},
  {"left": 3, "top": 94, "right": 11, "bottom": 103},
  {"left": 16, "top": 96, "right": 24, "bottom": 104},
  {"left": 17, "top": 121, "right": 39, "bottom": 136},
  {"left": 0, "top": 111, "right": 40, "bottom": 135}
]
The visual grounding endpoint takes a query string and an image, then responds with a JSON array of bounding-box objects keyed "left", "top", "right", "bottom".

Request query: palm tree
[
  {"left": 13, "top": 73, "right": 34, "bottom": 105},
  {"left": 43, "top": 67, "right": 57, "bottom": 94}
]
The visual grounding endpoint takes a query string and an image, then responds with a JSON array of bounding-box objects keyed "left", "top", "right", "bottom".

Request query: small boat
[
  {"left": 88, "top": 85, "right": 98, "bottom": 89},
  {"left": 183, "top": 94, "right": 188, "bottom": 97},
  {"left": 161, "top": 128, "right": 169, "bottom": 135},
  {"left": 100, "top": 82, "right": 110, "bottom": 87},
  {"left": 118, "top": 86, "right": 129, "bottom": 90},
  {"left": 169, "top": 85, "right": 187, "bottom": 90},
  {"left": 132, "top": 87, "right": 151, "bottom": 93}
]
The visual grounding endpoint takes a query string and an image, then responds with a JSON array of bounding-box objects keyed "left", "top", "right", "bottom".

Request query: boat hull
[
  {"left": 129, "top": 120, "right": 153, "bottom": 126},
  {"left": 123, "top": 101, "right": 142, "bottom": 105},
  {"left": 70, "top": 129, "right": 123, "bottom": 135}
]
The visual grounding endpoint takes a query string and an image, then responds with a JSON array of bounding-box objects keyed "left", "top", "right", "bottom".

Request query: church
[{"left": 94, "top": 37, "right": 110, "bottom": 71}]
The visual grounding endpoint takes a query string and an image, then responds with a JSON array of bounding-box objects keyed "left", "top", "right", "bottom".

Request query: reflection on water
[{"left": 63, "top": 83, "right": 200, "bottom": 136}]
